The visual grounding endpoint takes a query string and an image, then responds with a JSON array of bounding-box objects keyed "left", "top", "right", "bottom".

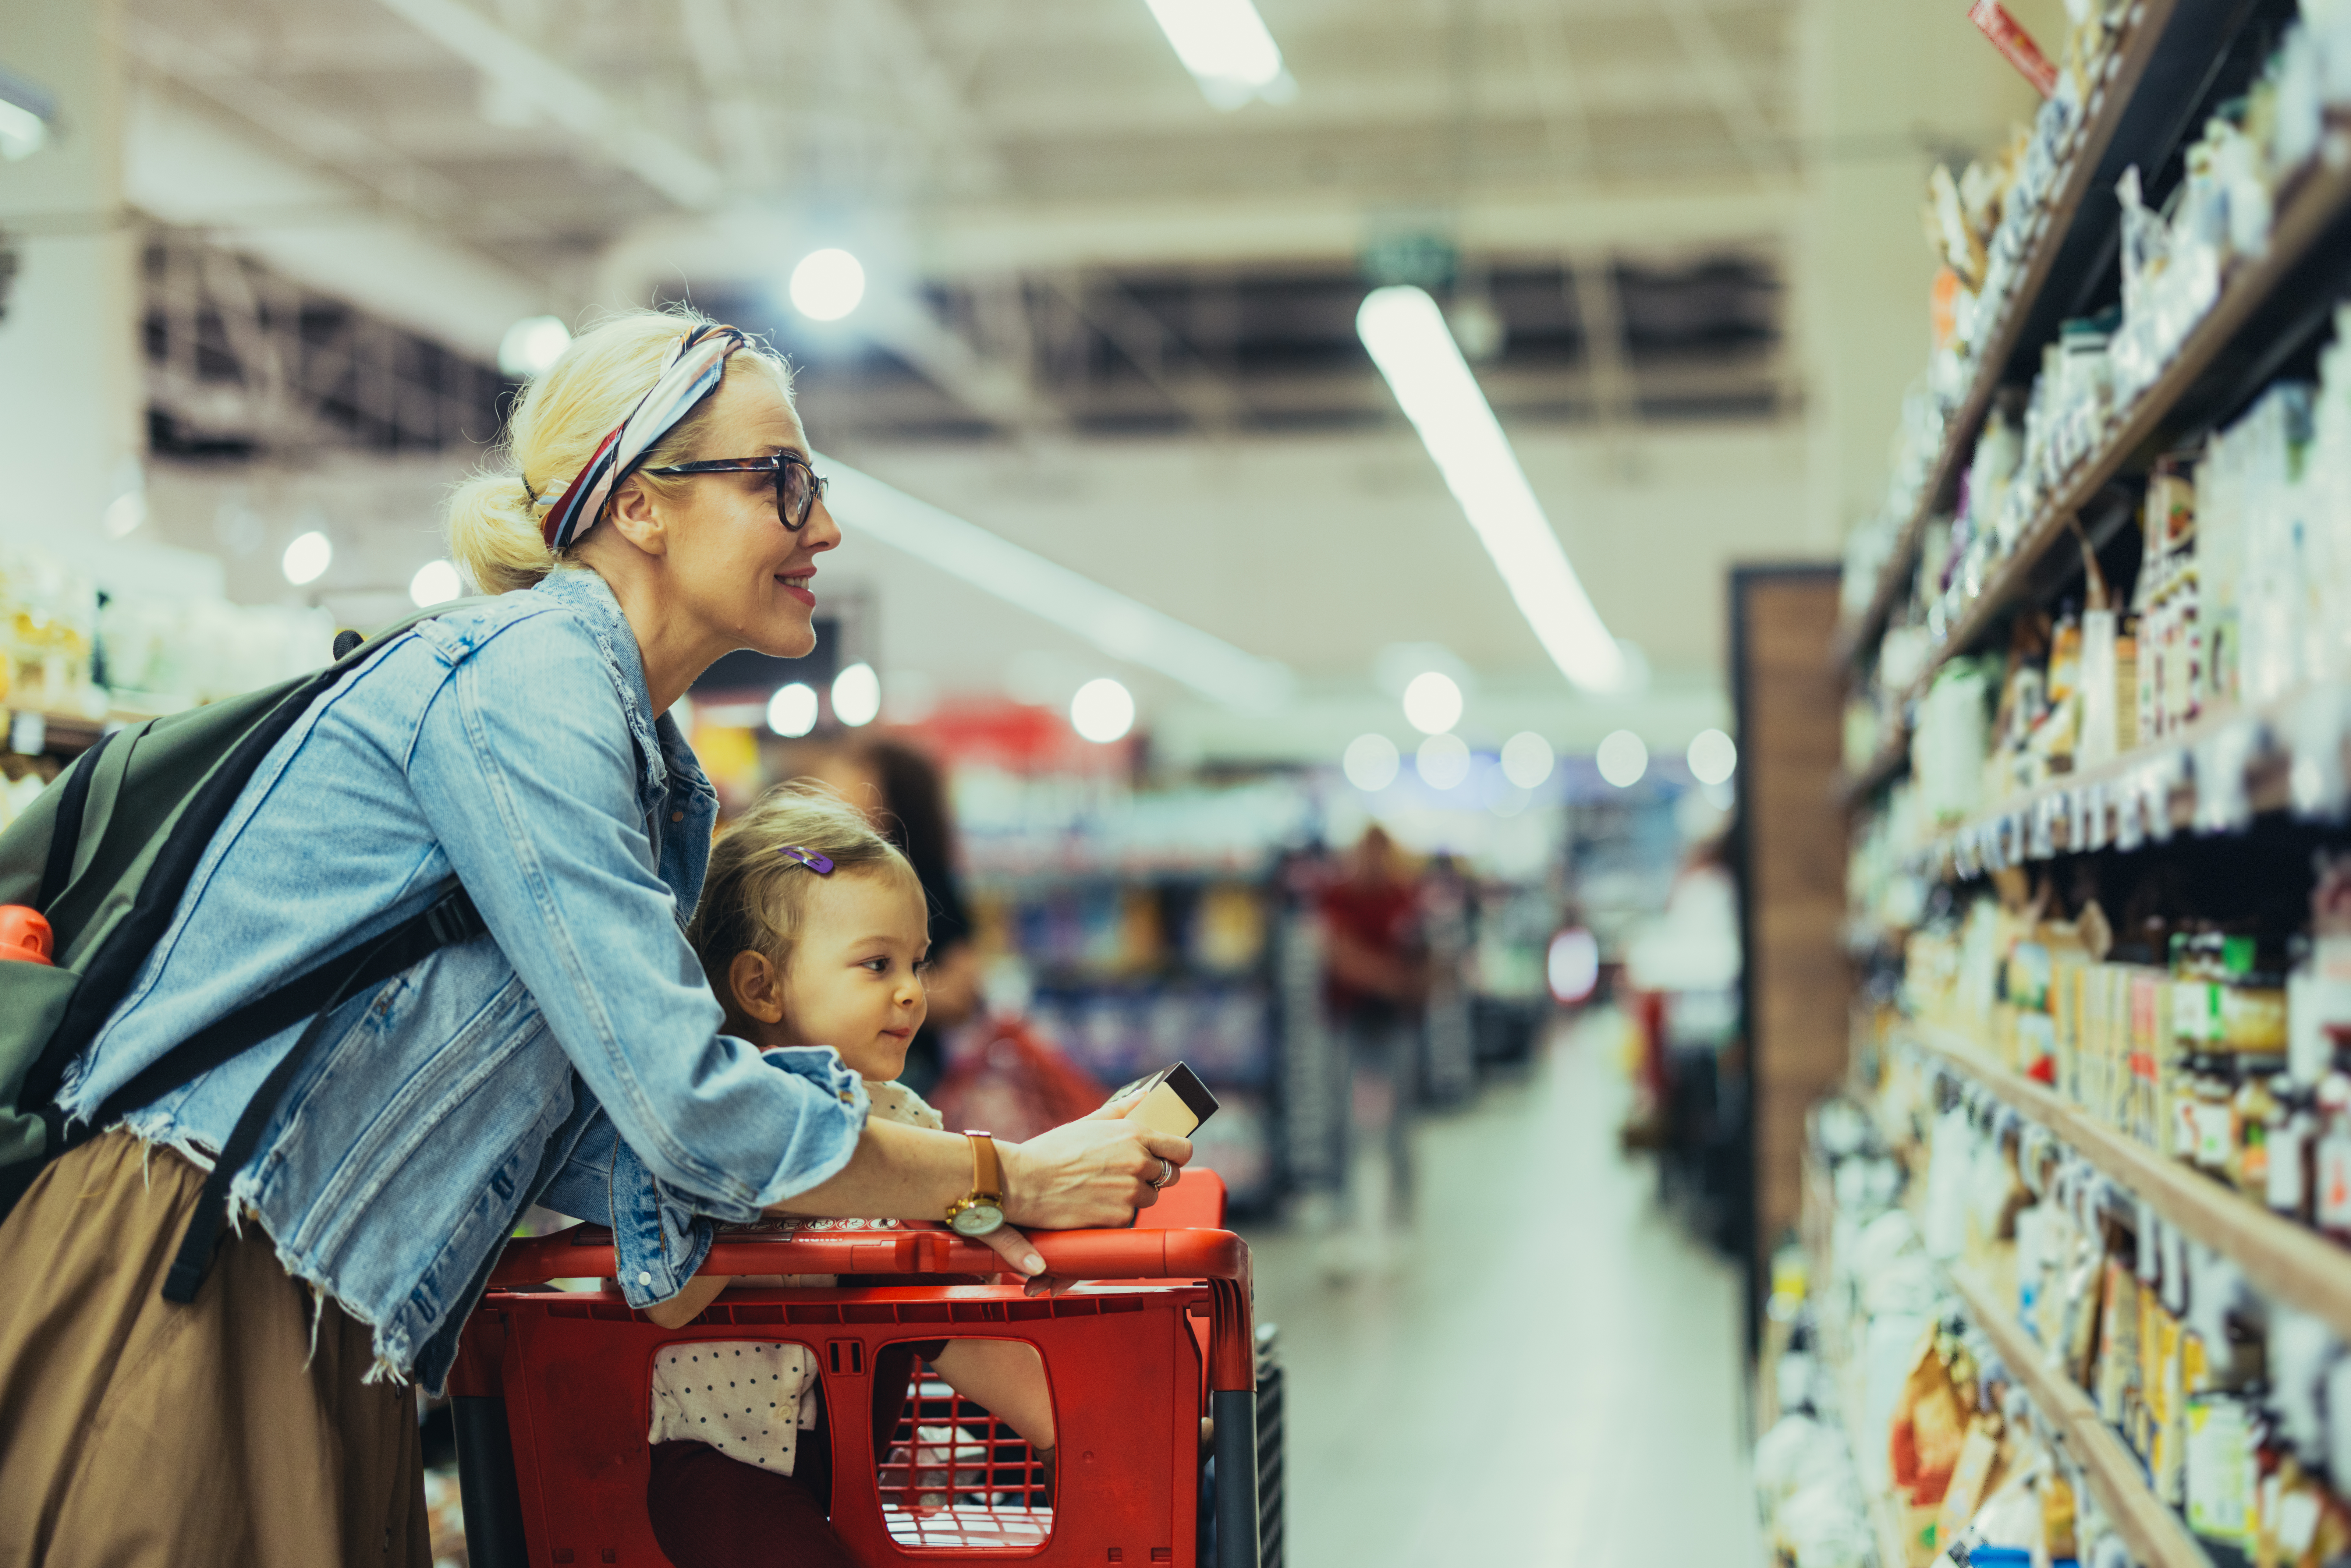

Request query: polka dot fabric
[
  {"left": 646, "top": 1342, "right": 821, "bottom": 1472},
  {"left": 644, "top": 1080, "right": 943, "bottom": 1474}
]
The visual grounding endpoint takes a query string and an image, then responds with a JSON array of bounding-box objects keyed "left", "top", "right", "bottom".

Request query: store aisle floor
[{"left": 1241, "top": 1012, "right": 1761, "bottom": 1567}]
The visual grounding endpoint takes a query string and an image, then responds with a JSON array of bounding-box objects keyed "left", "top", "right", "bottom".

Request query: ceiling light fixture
[
  {"left": 1141, "top": 0, "right": 1296, "bottom": 109},
  {"left": 0, "top": 68, "right": 56, "bottom": 161},
  {"left": 1070, "top": 678, "right": 1137, "bottom": 743},
  {"left": 817, "top": 455, "right": 1294, "bottom": 713},
  {"left": 497, "top": 315, "right": 571, "bottom": 378},
  {"left": 789, "top": 249, "right": 866, "bottom": 322},
  {"left": 1596, "top": 729, "right": 1648, "bottom": 788},
  {"left": 832, "top": 662, "right": 881, "bottom": 728},
  {"left": 1501, "top": 731, "right": 1555, "bottom": 789},
  {"left": 1687, "top": 727, "right": 1738, "bottom": 785},
  {"left": 767, "top": 682, "right": 818, "bottom": 738},
  {"left": 409, "top": 559, "right": 463, "bottom": 607},
  {"left": 1401, "top": 671, "right": 1464, "bottom": 735},
  {"left": 1343, "top": 734, "right": 1400, "bottom": 791},
  {"left": 1416, "top": 732, "right": 1471, "bottom": 790},
  {"left": 1356, "top": 285, "right": 1626, "bottom": 693},
  {"left": 281, "top": 530, "right": 333, "bottom": 586}
]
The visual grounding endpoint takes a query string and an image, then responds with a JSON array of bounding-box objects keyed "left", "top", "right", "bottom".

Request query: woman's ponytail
[
  {"left": 445, "top": 306, "right": 793, "bottom": 595},
  {"left": 446, "top": 471, "right": 555, "bottom": 596}
]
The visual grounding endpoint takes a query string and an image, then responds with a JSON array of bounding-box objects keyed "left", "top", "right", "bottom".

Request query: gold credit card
[{"left": 1110, "top": 1062, "right": 1219, "bottom": 1138}]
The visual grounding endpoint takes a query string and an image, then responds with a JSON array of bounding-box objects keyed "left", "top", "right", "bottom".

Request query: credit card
[{"left": 1110, "top": 1062, "right": 1219, "bottom": 1137}]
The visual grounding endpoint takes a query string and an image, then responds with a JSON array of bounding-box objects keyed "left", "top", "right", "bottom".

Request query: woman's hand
[
  {"left": 1000, "top": 1114, "right": 1191, "bottom": 1230},
  {"left": 970, "top": 1109, "right": 1190, "bottom": 1287}
]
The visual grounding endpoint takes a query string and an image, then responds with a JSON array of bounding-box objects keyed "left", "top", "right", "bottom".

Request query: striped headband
[{"left": 536, "top": 323, "right": 747, "bottom": 551}]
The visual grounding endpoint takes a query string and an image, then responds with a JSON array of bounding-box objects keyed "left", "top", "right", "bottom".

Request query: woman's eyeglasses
[{"left": 640, "top": 452, "right": 827, "bottom": 532}]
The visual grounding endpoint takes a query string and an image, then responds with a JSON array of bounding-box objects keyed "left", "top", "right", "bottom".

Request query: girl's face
[{"left": 728, "top": 867, "right": 930, "bottom": 1080}]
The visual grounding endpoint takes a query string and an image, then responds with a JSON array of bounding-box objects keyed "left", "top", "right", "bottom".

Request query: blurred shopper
[
  {"left": 1317, "top": 825, "right": 1427, "bottom": 1275},
  {"left": 0, "top": 309, "right": 1186, "bottom": 1566},
  {"left": 809, "top": 738, "right": 980, "bottom": 1095}
]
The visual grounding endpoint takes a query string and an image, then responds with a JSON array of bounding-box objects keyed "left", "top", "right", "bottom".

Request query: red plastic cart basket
[{"left": 448, "top": 1175, "right": 1261, "bottom": 1568}]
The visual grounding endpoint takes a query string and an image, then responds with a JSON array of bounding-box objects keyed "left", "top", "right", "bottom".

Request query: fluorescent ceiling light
[
  {"left": 0, "top": 67, "right": 56, "bottom": 161},
  {"left": 1356, "top": 285, "right": 1626, "bottom": 694},
  {"left": 1142, "top": 0, "right": 1296, "bottom": 109},
  {"left": 816, "top": 455, "right": 1294, "bottom": 713}
]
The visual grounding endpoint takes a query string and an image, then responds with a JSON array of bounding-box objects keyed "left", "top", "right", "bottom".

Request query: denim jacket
[{"left": 56, "top": 568, "right": 869, "bottom": 1391}]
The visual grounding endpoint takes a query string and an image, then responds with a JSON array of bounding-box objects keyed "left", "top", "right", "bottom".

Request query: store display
[
  {"left": 1824, "top": 3, "right": 2351, "bottom": 1561},
  {"left": 0, "top": 537, "right": 341, "bottom": 831}
]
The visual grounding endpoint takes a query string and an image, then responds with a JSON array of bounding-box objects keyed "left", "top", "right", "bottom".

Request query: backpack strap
[
  {"left": 158, "top": 876, "right": 488, "bottom": 1305},
  {"left": 36, "top": 729, "right": 115, "bottom": 912},
  {"left": 21, "top": 600, "right": 488, "bottom": 1120}
]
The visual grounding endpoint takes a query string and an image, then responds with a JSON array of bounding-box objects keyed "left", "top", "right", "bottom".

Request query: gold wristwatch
[{"left": 945, "top": 1130, "right": 1007, "bottom": 1237}]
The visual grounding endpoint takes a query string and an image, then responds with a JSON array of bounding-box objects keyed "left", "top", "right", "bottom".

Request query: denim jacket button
[
  {"left": 671, "top": 811, "right": 684, "bottom": 822},
  {"left": 838, "top": 1091, "right": 853, "bottom": 1104},
  {"left": 640, "top": 1271, "right": 653, "bottom": 1286}
]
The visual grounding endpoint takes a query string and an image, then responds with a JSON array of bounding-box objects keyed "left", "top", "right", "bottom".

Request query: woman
[{"left": 0, "top": 309, "right": 1190, "bottom": 1566}]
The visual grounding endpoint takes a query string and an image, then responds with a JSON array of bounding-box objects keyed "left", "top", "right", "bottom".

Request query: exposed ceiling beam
[
  {"left": 1658, "top": 0, "right": 1785, "bottom": 174},
  {"left": 675, "top": 0, "right": 778, "bottom": 195},
  {"left": 1566, "top": 254, "right": 1642, "bottom": 467},
  {"left": 124, "top": 86, "right": 548, "bottom": 361},
  {"left": 1043, "top": 272, "right": 1249, "bottom": 433},
  {"left": 919, "top": 184, "right": 1794, "bottom": 275},
  {"left": 1516, "top": 0, "right": 1594, "bottom": 170},
  {"left": 370, "top": 0, "right": 726, "bottom": 207}
]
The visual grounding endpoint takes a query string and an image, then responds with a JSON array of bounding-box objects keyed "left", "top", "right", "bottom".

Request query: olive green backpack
[{"left": 0, "top": 602, "right": 491, "bottom": 1300}]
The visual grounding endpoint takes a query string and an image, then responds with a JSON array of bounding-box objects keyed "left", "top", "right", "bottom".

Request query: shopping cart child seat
[{"left": 449, "top": 1173, "right": 1259, "bottom": 1568}]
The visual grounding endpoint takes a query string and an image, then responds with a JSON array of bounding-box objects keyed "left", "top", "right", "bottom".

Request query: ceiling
[{"left": 113, "top": 0, "right": 1814, "bottom": 734}]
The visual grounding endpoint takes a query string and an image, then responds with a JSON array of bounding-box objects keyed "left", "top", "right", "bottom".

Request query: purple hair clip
[{"left": 777, "top": 844, "right": 834, "bottom": 874}]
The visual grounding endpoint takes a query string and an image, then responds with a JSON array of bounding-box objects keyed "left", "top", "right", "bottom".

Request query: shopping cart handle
[{"left": 488, "top": 1223, "right": 1248, "bottom": 1288}]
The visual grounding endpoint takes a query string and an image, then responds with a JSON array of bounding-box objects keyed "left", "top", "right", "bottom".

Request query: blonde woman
[{"left": 0, "top": 309, "right": 1191, "bottom": 1566}]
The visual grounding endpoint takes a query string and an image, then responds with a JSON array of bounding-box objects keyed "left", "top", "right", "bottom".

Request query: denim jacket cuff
[{"left": 608, "top": 1135, "right": 719, "bottom": 1308}]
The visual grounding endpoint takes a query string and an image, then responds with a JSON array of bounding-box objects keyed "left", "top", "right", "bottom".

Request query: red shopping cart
[{"left": 448, "top": 1174, "right": 1263, "bottom": 1568}]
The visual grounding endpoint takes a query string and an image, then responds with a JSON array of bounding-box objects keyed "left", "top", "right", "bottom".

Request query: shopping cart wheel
[
  {"left": 1211, "top": 1388, "right": 1262, "bottom": 1568},
  {"left": 452, "top": 1393, "right": 530, "bottom": 1568}
]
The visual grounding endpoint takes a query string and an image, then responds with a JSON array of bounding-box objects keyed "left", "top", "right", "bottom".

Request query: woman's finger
[
  {"left": 976, "top": 1222, "right": 1046, "bottom": 1277},
  {"left": 1135, "top": 1130, "right": 1194, "bottom": 1166}
]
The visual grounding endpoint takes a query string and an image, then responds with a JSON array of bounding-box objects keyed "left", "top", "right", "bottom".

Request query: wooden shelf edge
[
  {"left": 1897, "top": 151, "right": 2351, "bottom": 710},
  {"left": 1905, "top": 1022, "right": 2351, "bottom": 1350},
  {"left": 1945, "top": 1265, "right": 2215, "bottom": 1568},
  {"left": 1839, "top": 0, "right": 2184, "bottom": 672}
]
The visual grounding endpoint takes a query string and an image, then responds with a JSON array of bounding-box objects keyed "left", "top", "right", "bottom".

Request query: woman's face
[{"left": 633, "top": 367, "right": 842, "bottom": 660}]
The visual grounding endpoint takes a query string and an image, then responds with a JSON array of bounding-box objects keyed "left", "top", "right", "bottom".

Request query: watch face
[{"left": 949, "top": 1202, "right": 1005, "bottom": 1237}]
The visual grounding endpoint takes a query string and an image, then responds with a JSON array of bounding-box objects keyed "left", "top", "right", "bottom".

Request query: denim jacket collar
[{"left": 529, "top": 568, "right": 715, "bottom": 819}]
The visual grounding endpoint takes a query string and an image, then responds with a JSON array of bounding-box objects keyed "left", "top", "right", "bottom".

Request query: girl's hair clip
[{"left": 777, "top": 844, "right": 834, "bottom": 874}]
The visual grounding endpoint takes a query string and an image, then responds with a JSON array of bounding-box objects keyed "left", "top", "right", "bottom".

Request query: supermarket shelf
[
  {"left": 1905, "top": 1021, "right": 2351, "bottom": 1350},
  {"left": 1800, "top": 1142, "right": 1917, "bottom": 1568},
  {"left": 1945, "top": 1264, "right": 2214, "bottom": 1568},
  {"left": 1834, "top": 0, "right": 2194, "bottom": 669},
  {"left": 1908, "top": 685, "right": 2311, "bottom": 879},
  {"left": 2, "top": 708, "right": 109, "bottom": 757},
  {"left": 1911, "top": 151, "right": 2351, "bottom": 703}
]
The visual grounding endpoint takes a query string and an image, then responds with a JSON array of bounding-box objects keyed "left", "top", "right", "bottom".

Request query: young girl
[{"left": 642, "top": 784, "right": 1055, "bottom": 1568}]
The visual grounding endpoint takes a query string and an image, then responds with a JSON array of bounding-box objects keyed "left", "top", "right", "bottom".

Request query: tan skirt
[{"left": 0, "top": 1130, "right": 428, "bottom": 1568}]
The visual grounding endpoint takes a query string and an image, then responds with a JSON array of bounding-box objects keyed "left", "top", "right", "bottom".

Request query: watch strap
[{"left": 963, "top": 1130, "right": 1003, "bottom": 1203}]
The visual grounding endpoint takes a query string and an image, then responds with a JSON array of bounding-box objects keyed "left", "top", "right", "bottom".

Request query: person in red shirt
[{"left": 1316, "top": 826, "right": 1428, "bottom": 1274}]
